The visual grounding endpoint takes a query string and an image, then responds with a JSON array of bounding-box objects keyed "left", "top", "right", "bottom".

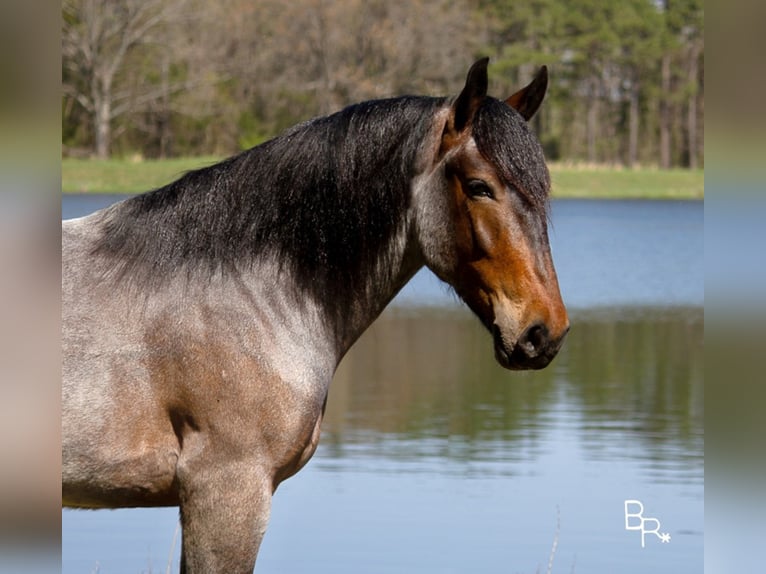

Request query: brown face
[
  {"left": 418, "top": 59, "right": 568, "bottom": 370},
  {"left": 444, "top": 138, "right": 569, "bottom": 370}
]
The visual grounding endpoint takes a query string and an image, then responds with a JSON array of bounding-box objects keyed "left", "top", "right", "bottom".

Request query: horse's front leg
[{"left": 178, "top": 458, "right": 272, "bottom": 574}]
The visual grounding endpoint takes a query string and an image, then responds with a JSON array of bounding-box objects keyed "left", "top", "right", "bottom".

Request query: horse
[{"left": 62, "top": 58, "right": 569, "bottom": 572}]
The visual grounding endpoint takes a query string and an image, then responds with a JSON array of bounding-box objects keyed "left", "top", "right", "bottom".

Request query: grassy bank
[
  {"left": 62, "top": 156, "right": 221, "bottom": 194},
  {"left": 549, "top": 164, "right": 703, "bottom": 199},
  {"left": 62, "top": 157, "right": 704, "bottom": 199}
]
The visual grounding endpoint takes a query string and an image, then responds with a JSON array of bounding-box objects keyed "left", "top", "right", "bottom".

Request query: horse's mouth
[
  {"left": 492, "top": 324, "right": 557, "bottom": 371},
  {"left": 460, "top": 292, "right": 565, "bottom": 370}
]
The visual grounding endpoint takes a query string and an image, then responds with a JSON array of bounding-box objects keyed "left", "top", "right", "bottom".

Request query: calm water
[{"left": 62, "top": 195, "right": 703, "bottom": 573}]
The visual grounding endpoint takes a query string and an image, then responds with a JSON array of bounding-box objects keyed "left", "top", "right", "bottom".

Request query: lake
[{"left": 62, "top": 195, "right": 703, "bottom": 573}]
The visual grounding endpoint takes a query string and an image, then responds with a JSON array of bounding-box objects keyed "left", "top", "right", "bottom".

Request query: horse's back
[
  {"left": 62, "top": 211, "right": 109, "bottom": 381},
  {"left": 62, "top": 211, "right": 115, "bottom": 380}
]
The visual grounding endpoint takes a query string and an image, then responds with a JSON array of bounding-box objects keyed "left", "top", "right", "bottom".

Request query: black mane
[{"left": 95, "top": 96, "right": 446, "bottom": 301}]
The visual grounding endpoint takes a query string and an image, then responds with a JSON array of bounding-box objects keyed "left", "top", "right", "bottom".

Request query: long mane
[{"left": 94, "top": 96, "right": 446, "bottom": 301}]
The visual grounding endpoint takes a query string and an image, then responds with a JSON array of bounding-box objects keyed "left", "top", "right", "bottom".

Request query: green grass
[
  {"left": 62, "top": 156, "right": 704, "bottom": 199},
  {"left": 62, "top": 156, "right": 221, "bottom": 194},
  {"left": 549, "top": 164, "right": 704, "bottom": 199}
]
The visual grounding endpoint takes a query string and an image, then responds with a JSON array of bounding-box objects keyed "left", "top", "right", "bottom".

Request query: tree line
[{"left": 62, "top": 0, "right": 703, "bottom": 168}]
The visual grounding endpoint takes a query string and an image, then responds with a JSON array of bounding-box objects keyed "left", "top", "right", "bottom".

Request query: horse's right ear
[
  {"left": 449, "top": 58, "right": 489, "bottom": 134},
  {"left": 505, "top": 66, "right": 548, "bottom": 121}
]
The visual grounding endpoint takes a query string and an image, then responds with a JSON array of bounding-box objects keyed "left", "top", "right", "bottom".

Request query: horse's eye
[{"left": 466, "top": 179, "right": 494, "bottom": 199}]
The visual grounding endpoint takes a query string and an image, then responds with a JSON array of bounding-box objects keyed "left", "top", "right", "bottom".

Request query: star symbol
[{"left": 659, "top": 532, "right": 671, "bottom": 543}]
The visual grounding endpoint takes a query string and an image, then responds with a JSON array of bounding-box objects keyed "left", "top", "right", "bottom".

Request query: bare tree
[
  {"left": 62, "top": 0, "right": 188, "bottom": 158},
  {"left": 659, "top": 51, "right": 671, "bottom": 169}
]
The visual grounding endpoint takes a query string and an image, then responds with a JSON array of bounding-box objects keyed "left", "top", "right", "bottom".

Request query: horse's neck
[
  {"left": 245, "top": 103, "right": 446, "bottom": 369},
  {"left": 321, "top": 112, "right": 447, "bottom": 360},
  {"left": 332, "top": 221, "right": 423, "bottom": 355},
  {"left": 231, "top": 225, "right": 421, "bottom": 385}
]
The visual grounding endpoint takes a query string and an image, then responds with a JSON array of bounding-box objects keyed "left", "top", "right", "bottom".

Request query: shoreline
[{"left": 62, "top": 157, "right": 704, "bottom": 200}]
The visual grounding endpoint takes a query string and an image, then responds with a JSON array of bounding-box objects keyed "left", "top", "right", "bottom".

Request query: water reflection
[{"left": 323, "top": 306, "right": 703, "bottom": 484}]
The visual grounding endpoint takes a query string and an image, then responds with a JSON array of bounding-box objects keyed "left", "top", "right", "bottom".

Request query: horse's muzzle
[{"left": 493, "top": 322, "right": 569, "bottom": 370}]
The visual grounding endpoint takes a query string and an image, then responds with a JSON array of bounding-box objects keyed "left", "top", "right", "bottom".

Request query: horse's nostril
[{"left": 520, "top": 323, "right": 548, "bottom": 355}]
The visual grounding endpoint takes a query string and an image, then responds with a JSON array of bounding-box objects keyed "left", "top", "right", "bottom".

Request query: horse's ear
[
  {"left": 505, "top": 65, "right": 548, "bottom": 121},
  {"left": 451, "top": 57, "right": 489, "bottom": 133}
]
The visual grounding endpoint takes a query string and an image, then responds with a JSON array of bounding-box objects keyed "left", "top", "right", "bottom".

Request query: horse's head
[{"left": 415, "top": 58, "right": 569, "bottom": 370}]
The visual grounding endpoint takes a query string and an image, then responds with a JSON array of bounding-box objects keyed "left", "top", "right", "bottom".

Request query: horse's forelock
[{"left": 472, "top": 97, "right": 550, "bottom": 216}]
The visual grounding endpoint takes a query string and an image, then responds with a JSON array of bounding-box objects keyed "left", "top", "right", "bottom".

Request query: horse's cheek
[
  {"left": 468, "top": 206, "right": 501, "bottom": 259},
  {"left": 420, "top": 214, "right": 464, "bottom": 284}
]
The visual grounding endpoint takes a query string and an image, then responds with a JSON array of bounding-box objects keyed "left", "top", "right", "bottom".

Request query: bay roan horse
[{"left": 62, "top": 58, "right": 569, "bottom": 572}]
